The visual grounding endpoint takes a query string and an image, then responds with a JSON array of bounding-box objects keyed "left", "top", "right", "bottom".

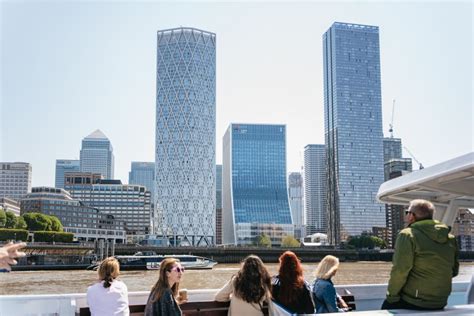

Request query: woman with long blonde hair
[
  {"left": 145, "top": 258, "right": 186, "bottom": 316},
  {"left": 86, "top": 257, "right": 130, "bottom": 316},
  {"left": 312, "top": 255, "right": 348, "bottom": 313}
]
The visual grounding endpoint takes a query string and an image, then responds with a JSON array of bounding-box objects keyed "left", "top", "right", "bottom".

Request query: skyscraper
[
  {"left": 80, "top": 130, "right": 114, "bottom": 179},
  {"left": 0, "top": 162, "right": 32, "bottom": 200},
  {"left": 383, "top": 137, "right": 402, "bottom": 162},
  {"left": 222, "top": 124, "right": 293, "bottom": 246},
  {"left": 216, "top": 164, "right": 223, "bottom": 245},
  {"left": 129, "top": 162, "right": 155, "bottom": 202},
  {"left": 288, "top": 172, "right": 304, "bottom": 239},
  {"left": 155, "top": 27, "right": 216, "bottom": 246},
  {"left": 55, "top": 159, "right": 80, "bottom": 188},
  {"left": 323, "top": 22, "right": 385, "bottom": 244},
  {"left": 304, "top": 144, "right": 327, "bottom": 235}
]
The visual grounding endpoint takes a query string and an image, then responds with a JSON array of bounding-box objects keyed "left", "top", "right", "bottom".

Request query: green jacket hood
[{"left": 410, "top": 219, "right": 450, "bottom": 243}]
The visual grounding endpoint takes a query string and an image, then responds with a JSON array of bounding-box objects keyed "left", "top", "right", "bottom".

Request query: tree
[
  {"left": 281, "top": 235, "right": 301, "bottom": 247},
  {"left": 23, "top": 212, "right": 52, "bottom": 231},
  {"left": 348, "top": 235, "right": 387, "bottom": 249},
  {"left": 15, "top": 216, "right": 27, "bottom": 230},
  {"left": 5, "top": 211, "right": 18, "bottom": 229},
  {"left": 49, "top": 216, "right": 64, "bottom": 232},
  {"left": 254, "top": 234, "right": 272, "bottom": 248},
  {"left": 0, "top": 208, "right": 5, "bottom": 228}
]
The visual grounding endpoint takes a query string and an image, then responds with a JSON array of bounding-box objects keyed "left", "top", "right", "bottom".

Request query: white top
[{"left": 86, "top": 280, "right": 130, "bottom": 316}]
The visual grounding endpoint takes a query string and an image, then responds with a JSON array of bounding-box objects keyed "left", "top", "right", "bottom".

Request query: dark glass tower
[{"left": 323, "top": 22, "right": 385, "bottom": 245}]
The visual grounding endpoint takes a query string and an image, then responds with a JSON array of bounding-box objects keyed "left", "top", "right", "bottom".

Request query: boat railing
[{"left": 0, "top": 282, "right": 471, "bottom": 316}]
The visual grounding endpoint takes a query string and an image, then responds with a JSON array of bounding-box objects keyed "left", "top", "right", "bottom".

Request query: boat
[{"left": 86, "top": 252, "right": 218, "bottom": 270}]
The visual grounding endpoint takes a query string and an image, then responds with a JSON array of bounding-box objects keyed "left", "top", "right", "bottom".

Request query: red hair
[{"left": 277, "top": 251, "right": 304, "bottom": 305}]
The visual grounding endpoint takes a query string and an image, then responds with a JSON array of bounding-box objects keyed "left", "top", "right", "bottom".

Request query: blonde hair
[
  {"left": 314, "top": 255, "right": 339, "bottom": 280},
  {"left": 98, "top": 257, "right": 120, "bottom": 288}
]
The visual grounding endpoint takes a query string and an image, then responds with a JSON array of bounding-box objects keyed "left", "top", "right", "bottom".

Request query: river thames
[{"left": 1, "top": 262, "right": 473, "bottom": 295}]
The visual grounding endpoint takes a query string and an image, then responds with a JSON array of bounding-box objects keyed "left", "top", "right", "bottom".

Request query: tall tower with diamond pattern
[{"left": 155, "top": 27, "right": 216, "bottom": 246}]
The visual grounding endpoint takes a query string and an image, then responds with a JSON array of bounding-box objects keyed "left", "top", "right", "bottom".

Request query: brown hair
[
  {"left": 233, "top": 255, "right": 272, "bottom": 304},
  {"left": 314, "top": 255, "right": 339, "bottom": 280},
  {"left": 277, "top": 251, "right": 305, "bottom": 306},
  {"left": 150, "top": 258, "right": 180, "bottom": 302},
  {"left": 98, "top": 257, "right": 120, "bottom": 288},
  {"left": 408, "top": 199, "right": 435, "bottom": 221}
]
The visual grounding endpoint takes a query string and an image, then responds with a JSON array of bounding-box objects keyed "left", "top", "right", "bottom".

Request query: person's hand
[
  {"left": 0, "top": 242, "right": 27, "bottom": 271},
  {"left": 176, "top": 296, "right": 188, "bottom": 305}
]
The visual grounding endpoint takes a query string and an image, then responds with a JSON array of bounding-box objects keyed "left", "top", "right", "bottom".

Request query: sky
[{"left": 1, "top": 0, "right": 472, "bottom": 187}]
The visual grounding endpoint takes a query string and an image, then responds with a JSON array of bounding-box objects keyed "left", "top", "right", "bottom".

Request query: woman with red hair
[{"left": 271, "top": 251, "right": 315, "bottom": 314}]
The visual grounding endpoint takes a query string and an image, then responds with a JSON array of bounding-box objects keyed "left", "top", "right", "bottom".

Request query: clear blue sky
[{"left": 1, "top": 0, "right": 472, "bottom": 187}]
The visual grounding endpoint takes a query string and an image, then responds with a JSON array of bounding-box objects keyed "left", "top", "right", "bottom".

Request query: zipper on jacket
[{"left": 416, "top": 289, "right": 419, "bottom": 298}]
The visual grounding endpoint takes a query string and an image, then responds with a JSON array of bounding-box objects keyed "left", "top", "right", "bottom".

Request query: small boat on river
[{"left": 87, "top": 252, "right": 218, "bottom": 270}]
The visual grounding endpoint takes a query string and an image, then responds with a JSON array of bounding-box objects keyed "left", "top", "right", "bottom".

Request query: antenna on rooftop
[{"left": 389, "top": 99, "right": 395, "bottom": 138}]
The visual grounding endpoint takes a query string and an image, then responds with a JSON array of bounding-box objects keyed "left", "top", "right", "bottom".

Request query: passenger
[
  {"left": 86, "top": 257, "right": 130, "bottom": 316},
  {"left": 0, "top": 242, "right": 26, "bottom": 271},
  {"left": 382, "top": 199, "right": 459, "bottom": 310},
  {"left": 215, "top": 255, "right": 272, "bottom": 316},
  {"left": 312, "top": 255, "right": 348, "bottom": 313},
  {"left": 272, "top": 251, "right": 315, "bottom": 314},
  {"left": 145, "top": 258, "right": 186, "bottom": 316}
]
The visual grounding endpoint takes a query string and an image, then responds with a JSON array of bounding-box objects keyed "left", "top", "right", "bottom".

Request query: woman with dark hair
[
  {"left": 86, "top": 257, "right": 130, "bottom": 316},
  {"left": 272, "top": 251, "right": 315, "bottom": 314},
  {"left": 215, "top": 255, "right": 272, "bottom": 315},
  {"left": 145, "top": 258, "right": 186, "bottom": 316}
]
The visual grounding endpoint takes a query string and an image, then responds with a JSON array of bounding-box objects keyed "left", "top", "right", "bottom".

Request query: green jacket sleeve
[{"left": 386, "top": 231, "right": 414, "bottom": 303}]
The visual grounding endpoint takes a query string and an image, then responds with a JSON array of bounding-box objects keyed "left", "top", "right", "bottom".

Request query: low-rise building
[
  {"left": 21, "top": 187, "right": 126, "bottom": 243},
  {"left": 0, "top": 197, "right": 21, "bottom": 216}
]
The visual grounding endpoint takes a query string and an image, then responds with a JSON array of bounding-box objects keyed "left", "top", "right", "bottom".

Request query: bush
[
  {"left": 0, "top": 208, "right": 5, "bottom": 227},
  {"left": 34, "top": 231, "right": 74, "bottom": 243},
  {"left": 0, "top": 228, "right": 29, "bottom": 241},
  {"left": 16, "top": 216, "right": 27, "bottom": 230},
  {"left": 23, "top": 213, "right": 52, "bottom": 231},
  {"left": 281, "top": 235, "right": 301, "bottom": 247}
]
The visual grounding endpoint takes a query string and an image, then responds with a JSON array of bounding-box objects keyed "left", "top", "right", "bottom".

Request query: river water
[{"left": 1, "top": 262, "right": 473, "bottom": 295}]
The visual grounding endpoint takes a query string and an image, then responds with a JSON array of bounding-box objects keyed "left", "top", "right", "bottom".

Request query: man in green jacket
[{"left": 382, "top": 199, "right": 459, "bottom": 310}]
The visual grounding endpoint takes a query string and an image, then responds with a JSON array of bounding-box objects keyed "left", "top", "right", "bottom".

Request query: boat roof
[{"left": 377, "top": 152, "right": 474, "bottom": 208}]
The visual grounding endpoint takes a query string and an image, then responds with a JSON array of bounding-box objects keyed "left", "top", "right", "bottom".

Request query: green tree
[
  {"left": 23, "top": 212, "right": 52, "bottom": 231},
  {"left": 15, "top": 216, "right": 28, "bottom": 230},
  {"left": 281, "top": 235, "right": 301, "bottom": 247},
  {"left": 254, "top": 234, "right": 272, "bottom": 248},
  {"left": 5, "top": 211, "right": 18, "bottom": 228},
  {"left": 0, "top": 208, "right": 6, "bottom": 228},
  {"left": 348, "top": 235, "right": 387, "bottom": 249},
  {"left": 49, "top": 215, "right": 64, "bottom": 232}
]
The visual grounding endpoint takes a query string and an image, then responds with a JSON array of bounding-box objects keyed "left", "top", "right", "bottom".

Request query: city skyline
[{"left": 2, "top": 1, "right": 472, "bottom": 187}]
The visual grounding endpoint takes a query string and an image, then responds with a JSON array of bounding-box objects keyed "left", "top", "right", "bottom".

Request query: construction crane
[
  {"left": 403, "top": 146, "right": 424, "bottom": 170},
  {"left": 389, "top": 99, "right": 395, "bottom": 138}
]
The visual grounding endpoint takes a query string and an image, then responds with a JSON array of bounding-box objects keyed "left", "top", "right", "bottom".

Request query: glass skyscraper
[
  {"left": 304, "top": 144, "right": 327, "bottom": 235},
  {"left": 383, "top": 137, "right": 402, "bottom": 163},
  {"left": 129, "top": 162, "right": 155, "bottom": 201},
  {"left": 55, "top": 159, "right": 80, "bottom": 188},
  {"left": 288, "top": 172, "right": 304, "bottom": 239},
  {"left": 323, "top": 22, "right": 385, "bottom": 244},
  {"left": 80, "top": 130, "right": 114, "bottom": 179},
  {"left": 222, "top": 124, "right": 293, "bottom": 246},
  {"left": 155, "top": 27, "right": 216, "bottom": 246}
]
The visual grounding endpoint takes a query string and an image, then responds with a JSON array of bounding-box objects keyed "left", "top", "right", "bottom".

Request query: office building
[
  {"left": 0, "top": 197, "right": 21, "bottom": 216},
  {"left": 304, "top": 144, "right": 327, "bottom": 235},
  {"left": 64, "top": 173, "right": 151, "bottom": 242},
  {"left": 129, "top": 162, "right": 155, "bottom": 202},
  {"left": 452, "top": 209, "right": 474, "bottom": 251},
  {"left": 323, "top": 22, "right": 386, "bottom": 244},
  {"left": 55, "top": 160, "right": 80, "bottom": 188},
  {"left": 80, "top": 130, "right": 114, "bottom": 179},
  {"left": 216, "top": 165, "right": 223, "bottom": 245},
  {"left": 21, "top": 187, "right": 126, "bottom": 243},
  {"left": 222, "top": 124, "right": 293, "bottom": 246},
  {"left": 383, "top": 137, "right": 402, "bottom": 162},
  {"left": 288, "top": 172, "right": 304, "bottom": 239},
  {"left": 0, "top": 162, "right": 32, "bottom": 200},
  {"left": 155, "top": 27, "right": 216, "bottom": 246}
]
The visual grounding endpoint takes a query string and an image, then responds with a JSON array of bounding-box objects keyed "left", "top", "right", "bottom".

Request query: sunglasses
[
  {"left": 405, "top": 210, "right": 413, "bottom": 215},
  {"left": 170, "top": 266, "right": 185, "bottom": 273}
]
